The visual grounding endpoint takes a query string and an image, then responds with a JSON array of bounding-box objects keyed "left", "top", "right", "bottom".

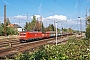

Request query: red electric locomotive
[{"left": 19, "top": 31, "right": 50, "bottom": 42}]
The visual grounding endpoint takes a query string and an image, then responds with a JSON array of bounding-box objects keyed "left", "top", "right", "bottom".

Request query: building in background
[{"left": 7, "top": 24, "right": 22, "bottom": 32}]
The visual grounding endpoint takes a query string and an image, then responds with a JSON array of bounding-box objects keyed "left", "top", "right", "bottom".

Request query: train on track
[
  {"left": 19, "top": 31, "right": 59, "bottom": 42},
  {"left": 19, "top": 31, "right": 73, "bottom": 42}
]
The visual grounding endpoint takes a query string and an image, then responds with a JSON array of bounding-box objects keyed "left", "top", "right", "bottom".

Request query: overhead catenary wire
[
  {"left": 4, "top": 0, "right": 60, "bottom": 22},
  {"left": 3, "top": 0, "right": 30, "bottom": 22},
  {"left": 23, "top": 0, "right": 60, "bottom": 15},
  {"left": 4, "top": 0, "right": 26, "bottom": 14},
  {"left": 55, "top": 0, "right": 75, "bottom": 15},
  {"left": 78, "top": 0, "right": 82, "bottom": 17},
  {"left": 55, "top": 0, "right": 80, "bottom": 30},
  {"left": 78, "top": 0, "right": 82, "bottom": 32},
  {"left": 2, "top": 0, "right": 84, "bottom": 31},
  {"left": 75, "top": 0, "right": 82, "bottom": 31}
]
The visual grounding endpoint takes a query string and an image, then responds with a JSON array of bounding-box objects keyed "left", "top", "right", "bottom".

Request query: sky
[{"left": 0, "top": 0, "right": 90, "bottom": 31}]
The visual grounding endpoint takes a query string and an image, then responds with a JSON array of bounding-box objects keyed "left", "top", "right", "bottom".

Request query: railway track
[
  {"left": 0, "top": 39, "right": 20, "bottom": 49},
  {"left": 0, "top": 35, "right": 73, "bottom": 59}
]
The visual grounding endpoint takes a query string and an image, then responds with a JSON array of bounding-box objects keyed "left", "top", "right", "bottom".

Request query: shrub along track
[{"left": 0, "top": 35, "right": 73, "bottom": 59}]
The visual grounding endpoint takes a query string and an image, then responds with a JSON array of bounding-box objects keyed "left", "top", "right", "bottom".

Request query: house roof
[
  {"left": 7, "top": 24, "right": 14, "bottom": 27},
  {"left": 14, "top": 24, "right": 22, "bottom": 28},
  {"left": 7, "top": 24, "right": 22, "bottom": 28}
]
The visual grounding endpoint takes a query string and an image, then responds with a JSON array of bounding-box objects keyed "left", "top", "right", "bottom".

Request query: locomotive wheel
[{"left": 20, "top": 40, "right": 27, "bottom": 43}]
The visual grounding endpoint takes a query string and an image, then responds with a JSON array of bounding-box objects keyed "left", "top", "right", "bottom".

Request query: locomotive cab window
[
  {"left": 20, "top": 33, "right": 26, "bottom": 36},
  {"left": 20, "top": 34, "right": 26, "bottom": 36}
]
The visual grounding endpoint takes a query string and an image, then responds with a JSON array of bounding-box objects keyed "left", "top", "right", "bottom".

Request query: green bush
[
  {"left": 7, "top": 27, "right": 18, "bottom": 35},
  {"left": 0, "top": 23, "right": 18, "bottom": 36},
  {"left": 14, "top": 38, "right": 90, "bottom": 60},
  {"left": 0, "top": 24, "right": 4, "bottom": 36},
  {"left": 15, "top": 52, "right": 30, "bottom": 60},
  {"left": 86, "top": 25, "right": 90, "bottom": 38}
]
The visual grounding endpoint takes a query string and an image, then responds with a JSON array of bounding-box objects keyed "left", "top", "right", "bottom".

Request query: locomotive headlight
[
  {"left": 35, "top": 34, "right": 37, "bottom": 36},
  {"left": 19, "top": 36, "right": 26, "bottom": 37},
  {"left": 42, "top": 34, "right": 44, "bottom": 36}
]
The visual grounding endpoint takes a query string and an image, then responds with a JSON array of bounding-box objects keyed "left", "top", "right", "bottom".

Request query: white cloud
[
  {"left": 13, "top": 15, "right": 27, "bottom": 20},
  {"left": 47, "top": 15, "right": 67, "bottom": 20},
  {"left": 35, "top": 15, "right": 41, "bottom": 18},
  {"left": 67, "top": 19, "right": 78, "bottom": 24},
  {"left": 30, "top": 15, "right": 67, "bottom": 21}
]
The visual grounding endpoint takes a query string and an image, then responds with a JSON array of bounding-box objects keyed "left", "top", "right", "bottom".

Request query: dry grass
[{"left": 0, "top": 35, "right": 19, "bottom": 42}]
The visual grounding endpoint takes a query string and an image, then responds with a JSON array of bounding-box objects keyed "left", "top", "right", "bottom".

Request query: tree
[
  {"left": 42, "top": 23, "right": 45, "bottom": 32},
  {"left": 57, "top": 28, "right": 60, "bottom": 33},
  {"left": 24, "top": 15, "right": 45, "bottom": 32},
  {"left": 30, "top": 15, "right": 36, "bottom": 31},
  {"left": 50, "top": 24, "right": 54, "bottom": 31},
  {"left": 86, "top": 25, "right": 90, "bottom": 38},
  {"left": 24, "top": 22, "right": 31, "bottom": 31},
  {"left": 6, "top": 18, "right": 10, "bottom": 26},
  {"left": 35, "top": 19, "right": 41, "bottom": 31},
  {"left": 62, "top": 28, "right": 67, "bottom": 34},
  {"left": 67, "top": 28, "right": 73, "bottom": 34},
  {"left": 86, "top": 15, "right": 90, "bottom": 38},
  {"left": 24, "top": 22, "right": 28, "bottom": 31},
  {"left": 87, "top": 16, "right": 90, "bottom": 25},
  {"left": 0, "top": 23, "right": 4, "bottom": 36},
  {"left": 46, "top": 24, "right": 54, "bottom": 31}
]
